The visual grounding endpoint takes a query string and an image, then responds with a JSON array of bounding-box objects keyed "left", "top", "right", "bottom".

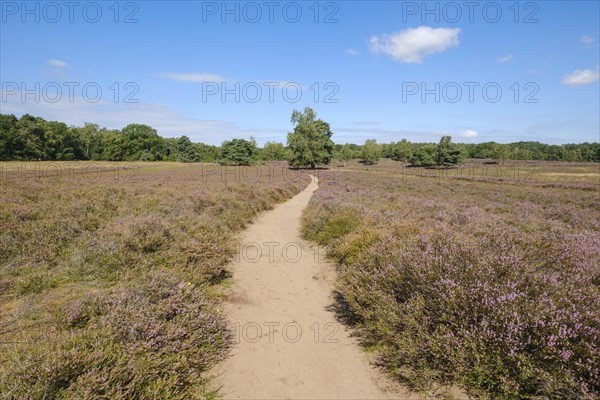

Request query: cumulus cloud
[
  {"left": 157, "top": 72, "right": 227, "bottom": 83},
  {"left": 47, "top": 59, "right": 68, "bottom": 68},
  {"left": 496, "top": 54, "right": 514, "bottom": 63},
  {"left": 459, "top": 130, "right": 479, "bottom": 138},
  {"left": 345, "top": 48, "right": 359, "bottom": 56},
  {"left": 562, "top": 67, "right": 600, "bottom": 86},
  {"left": 369, "top": 26, "right": 461, "bottom": 63},
  {"left": 45, "top": 59, "right": 69, "bottom": 79}
]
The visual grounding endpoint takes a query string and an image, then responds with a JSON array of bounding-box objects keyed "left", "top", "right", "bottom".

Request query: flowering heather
[
  {"left": 302, "top": 166, "right": 600, "bottom": 399},
  {"left": 0, "top": 162, "right": 309, "bottom": 398}
]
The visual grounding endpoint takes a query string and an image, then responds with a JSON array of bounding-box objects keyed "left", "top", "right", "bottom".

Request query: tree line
[{"left": 1, "top": 112, "right": 598, "bottom": 166}]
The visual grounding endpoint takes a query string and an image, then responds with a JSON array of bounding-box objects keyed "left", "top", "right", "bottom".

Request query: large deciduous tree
[
  {"left": 120, "top": 124, "right": 165, "bottom": 161},
  {"left": 286, "top": 107, "right": 334, "bottom": 169}
]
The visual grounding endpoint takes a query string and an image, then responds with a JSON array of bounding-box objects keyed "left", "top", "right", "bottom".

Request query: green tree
[
  {"left": 16, "top": 114, "right": 46, "bottom": 160},
  {"left": 195, "top": 143, "right": 219, "bottom": 162},
  {"left": 73, "top": 123, "right": 101, "bottom": 160},
  {"left": 174, "top": 136, "right": 197, "bottom": 162},
  {"left": 218, "top": 138, "right": 255, "bottom": 165},
  {"left": 435, "top": 136, "right": 463, "bottom": 166},
  {"left": 409, "top": 144, "right": 437, "bottom": 167},
  {"left": 100, "top": 129, "right": 125, "bottom": 160},
  {"left": 286, "top": 107, "right": 334, "bottom": 168},
  {"left": 389, "top": 139, "right": 412, "bottom": 161},
  {"left": 335, "top": 144, "right": 355, "bottom": 167},
  {"left": 0, "top": 114, "right": 20, "bottom": 160},
  {"left": 361, "top": 139, "right": 381, "bottom": 165},
  {"left": 262, "top": 141, "right": 287, "bottom": 161},
  {"left": 490, "top": 143, "right": 510, "bottom": 164},
  {"left": 120, "top": 124, "right": 164, "bottom": 161}
]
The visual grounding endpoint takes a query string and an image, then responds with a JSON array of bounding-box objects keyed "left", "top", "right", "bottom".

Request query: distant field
[
  {"left": 0, "top": 161, "right": 309, "bottom": 398},
  {"left": 338, "top": 158, "right": 600, "bottom": 187},
  {"left": 303, "top": 160, "right": 600, "bottom": 398}
]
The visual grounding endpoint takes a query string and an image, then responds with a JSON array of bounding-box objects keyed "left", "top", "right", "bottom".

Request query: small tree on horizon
[
  {"left": 389, "top": 139, "right": 412, "bottom": 162},
  {"left": 336, "top": 144, "right": 354, "bottom": 167},
  {"left": 435, "top": 136, "right": 464, "bottom": 167},
  {"left": 361, "top": 138, "right": 382, "bottom": 165}
]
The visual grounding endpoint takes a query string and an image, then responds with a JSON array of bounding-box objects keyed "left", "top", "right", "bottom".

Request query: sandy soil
[{"left": 209, "top": 176, "right": 426, "bottom": 399}]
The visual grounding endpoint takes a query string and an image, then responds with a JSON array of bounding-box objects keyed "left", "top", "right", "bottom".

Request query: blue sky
[{"left": 1, "top": 0, "right": 599, "bottom": 145}]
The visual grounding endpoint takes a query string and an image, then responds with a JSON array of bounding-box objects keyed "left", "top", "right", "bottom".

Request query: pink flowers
[{"left": 303, "top": 169, "right": 600, "bottom": 398}]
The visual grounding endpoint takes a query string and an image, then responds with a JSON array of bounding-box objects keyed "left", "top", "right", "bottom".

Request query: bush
[{"left": 218, "top": 138, "right": 255, "bottom": 165}]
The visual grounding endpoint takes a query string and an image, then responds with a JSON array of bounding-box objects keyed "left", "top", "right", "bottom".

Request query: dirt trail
[{"left": 210, "top": 175, "right": 421, "bottom": 399}]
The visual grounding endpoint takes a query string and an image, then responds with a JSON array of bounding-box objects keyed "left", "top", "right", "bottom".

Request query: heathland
[
  {"left": 302, "top": 159, "right": 599, "bottom": 398},
  {"left": 1, "top": 158, "right": 598, "bottom": 399},
  {"left": 0, "top": 161, "right": 309, "bottom": 398}
]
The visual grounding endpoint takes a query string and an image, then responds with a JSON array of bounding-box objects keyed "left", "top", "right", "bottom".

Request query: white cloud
[
  {"left": 562, "top": 67, "right": 600, "bottom": 86},
  {"left": 157, "top": 72, "right": 227, "bottom": 83},
  {"left": 45, "top": 59, "right": 69, "bottom": 79},
  {"left": 47, "top": 59, "right": 68, "bottom": 68},
  {"left": 345, "top": 48, "right": 359, "bottom": 56},
  {"left": 369, "top": 26, "right": 461, "bottom": 63},
  {"left": 496, "top": 54, "right": 514, "bottom": 63},
  {"left": 459, "top": 130, "right": 479, "bottom": 138},
  {"left": 581, "top": 35, "right": 595, "bottom": 44}
]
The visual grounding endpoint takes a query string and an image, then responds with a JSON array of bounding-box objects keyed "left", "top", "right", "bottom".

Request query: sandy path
[{"left": 210, "top": 175, "right": 421, "bottom": 399}]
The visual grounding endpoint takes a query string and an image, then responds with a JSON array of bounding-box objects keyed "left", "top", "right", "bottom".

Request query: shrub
[
  {"left": 302, "top": 170, "right": 600, "bottom": 398},
  {"left": 3, "top": 273, "right": 231, "bottom": 399}
]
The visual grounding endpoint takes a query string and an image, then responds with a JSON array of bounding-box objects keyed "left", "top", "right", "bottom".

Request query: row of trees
[
  {"left": 333, "top": 138, "right": 600, "bottom": 166},
  {"left": 333, "top": 136, "right": 464, "bottom": 167},
  {"left": 1, "top": 112, "right": 598, "bottom": 166}
]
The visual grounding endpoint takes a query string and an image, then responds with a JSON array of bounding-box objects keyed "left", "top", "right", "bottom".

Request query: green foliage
[
  {"left": 163, "top": 135, "right": 218, "bottom": 163},
  {"left": 490, "top": 143, "right": 510, "bottom": 164},
  {"left": 1, "top": 113, "right": 598, "bottom": 163},
  {"left": 218, "top": 138, "right": 255, "bottom": 165},
  {"left": 335, "top": 144, "right": 356, "bottom": 166},
  {"left": 435, "top": 136, "right": 464, "bottom": 166},
  {"left": 286, "top": 107, "right": 335, "bottom": 168},
  {"left": 409, "top": 144, "right": 437, "bottom": 167},
  {"left": 388, "top": 139, "right": 413, "bottom": 161},
  {"left": 261, "top": 141, "right": 287, "bottom": 161},
  {"left": 119, "top": 124, "right": 165, "bottom": 161},
  {"left": 361, "top": 138, "right": 382, "bottom": 165},
  {"left": 408, "top": 137, "right": 463, "bottom": 167},
  {"left": 0, "top": 114, "right": 218, "bottom": 162},
  {"left": 464, "top": 141, "right": 600, "bottom": 162}
]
